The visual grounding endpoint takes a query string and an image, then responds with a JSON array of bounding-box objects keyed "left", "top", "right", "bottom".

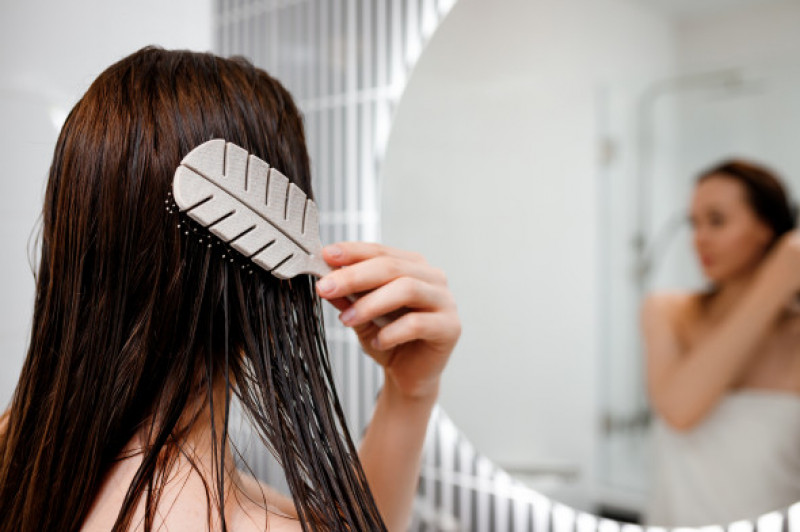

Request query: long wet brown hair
[{"left": 0, "top": 47, "right": 386, "bottom": 531}]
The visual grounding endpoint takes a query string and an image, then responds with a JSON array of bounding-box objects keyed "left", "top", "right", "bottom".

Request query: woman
[
  {"left": 643, "top": 160, "right": 800, "bottom": 527},
  {"left": 0, "top": 47, "right": 461, "bottom": 531}
]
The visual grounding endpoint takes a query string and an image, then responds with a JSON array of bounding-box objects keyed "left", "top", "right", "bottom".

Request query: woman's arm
[
  {"left": 644, "top": 231, "right": 800, "bottom": 431},
  {"left": 357, "top": 378, "right": 438, "bottom": 532},
  {"left": 249, "top": 384, "right": 438, "bottom": 530},
  {"left": 315, "top": 242, "right": 460, "bottom": 531}
]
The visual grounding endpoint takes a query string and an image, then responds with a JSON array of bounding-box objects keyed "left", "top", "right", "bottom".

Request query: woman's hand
[
  {"left": 316, "top": 243, "right": 459, "bottom": 530},
  {"left": 763, "top": 229, "right": 800, "bottom": 296},
  {"left": 315, "top": 242, "right": 461, "bottom": 400}
]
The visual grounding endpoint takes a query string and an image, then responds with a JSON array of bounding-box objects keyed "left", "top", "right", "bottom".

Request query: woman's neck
[
  {"left": 121, "top": 382, "right": 245, "bottom": 508},
  {"left": 709, "top": 269, "right": 759, "bottom": 318}
]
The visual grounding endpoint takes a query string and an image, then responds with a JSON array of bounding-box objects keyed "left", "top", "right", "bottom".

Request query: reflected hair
[{"left": 0, "top": 47, "right": 386, "bottom": 531}]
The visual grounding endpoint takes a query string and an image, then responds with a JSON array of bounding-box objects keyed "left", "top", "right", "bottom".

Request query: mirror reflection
[
  {"left": 381, "top": 0, "right": 800, "bottom": 527},
  {"left": 645, "top": 160, "right": 800, "bottom": 527}
]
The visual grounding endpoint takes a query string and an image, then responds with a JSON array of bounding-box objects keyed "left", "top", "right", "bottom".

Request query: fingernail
[
  {"left": 325, "top": 245, "right": 343, "bottom": 258},
  {"left": 370, "top": 338, "right": 380, "bottom": 350},
  {"left": 340, "top": 308, "right": 356, "bottom": 324},
  {"left": 317, "top": 278, "right": 335, "bottom": 294}
]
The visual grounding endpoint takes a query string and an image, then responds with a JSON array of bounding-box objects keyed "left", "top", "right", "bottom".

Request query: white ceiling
[{"left": 639, "top": 0, "right": 793, "bottom": 18}]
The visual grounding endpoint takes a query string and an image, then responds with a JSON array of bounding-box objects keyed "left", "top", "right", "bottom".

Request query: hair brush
[{"left": 170, "top": 139, "right": 391, "bottom": 328}]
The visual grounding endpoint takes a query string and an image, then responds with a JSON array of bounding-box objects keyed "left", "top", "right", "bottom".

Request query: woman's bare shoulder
[
  {"left": 643, "top": 290, "right": 700, "bottom": 320},
  {"left": 642, "top": 290, "right": 704, "bottom": 345},
  {"left": 81, "top": 455, "right": 303, "bottom": 532}
]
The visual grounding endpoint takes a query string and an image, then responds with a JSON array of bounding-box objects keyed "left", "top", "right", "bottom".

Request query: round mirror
[{"left": 381, "top": 0, "right": 800, "bottom": 527}]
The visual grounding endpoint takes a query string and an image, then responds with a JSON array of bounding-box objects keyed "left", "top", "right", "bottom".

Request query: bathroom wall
[
  {"left": 676, "top": 0, "right": 800, "bottom": 71},
  {"left": 0, "top": 0, "right": 213, "bottom": 407},
  {"left": 650, "top": 0, "right": 800, "bottom": 293},
  {"left": 674, "top": 0, "right": 800, "bottom": 202}
]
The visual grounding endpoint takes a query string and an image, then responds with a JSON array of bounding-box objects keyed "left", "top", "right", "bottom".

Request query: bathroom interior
[{"left": 2, "top": 0, "right": 800, "bottom": 530}]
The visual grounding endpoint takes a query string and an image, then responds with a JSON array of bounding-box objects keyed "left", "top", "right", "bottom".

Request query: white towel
[{"left": 647, "top": 389, "right": 800, "bottom": 527}]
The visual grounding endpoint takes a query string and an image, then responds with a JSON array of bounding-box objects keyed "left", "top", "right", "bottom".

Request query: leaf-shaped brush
[{"left": 172, "top": 139, "right": 390, "bottom": 327}]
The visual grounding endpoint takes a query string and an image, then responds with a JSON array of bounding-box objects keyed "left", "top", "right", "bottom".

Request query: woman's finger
[
  {"left": 323, "top": 295, "right": 351, "bottom": 312},
  {"left": 316, "top": 256, "right": 446, "bottom": 300},
  {"left": 373, "top": 310, "right": 461, "bottom": 351},
  {"left": 338, "top": 277, "right": 453, "bottom": 327},
  {"left": 321, "top": 241, "right": 427, "bottom": 267}
]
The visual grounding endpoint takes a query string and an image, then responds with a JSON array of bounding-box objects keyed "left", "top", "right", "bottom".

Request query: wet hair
[
  {"left": 0, "top": 47, "right": 386, "bottom": 531},
  {"left": 696, "top": 159, "right": 798, "bottom": 247}
]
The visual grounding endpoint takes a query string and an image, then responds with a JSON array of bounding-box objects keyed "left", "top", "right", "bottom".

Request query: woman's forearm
[
  {"left": 656, "top": 269, "right": 792, "bottom": 430},
  {"left": 357, "top": 376, "right": 438, "bottom": 532}
]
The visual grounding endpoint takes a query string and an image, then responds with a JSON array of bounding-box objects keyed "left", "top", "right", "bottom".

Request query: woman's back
[{"left": 80, "top": 444, "right": 300, "bottom": 531}]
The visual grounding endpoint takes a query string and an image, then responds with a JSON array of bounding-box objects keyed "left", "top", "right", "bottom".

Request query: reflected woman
[{"left": 643, "top": 160, "right": 800, "bottom": 527}]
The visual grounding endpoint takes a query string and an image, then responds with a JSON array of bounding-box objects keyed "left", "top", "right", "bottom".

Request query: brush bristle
[{"left": 165, "top": 191, "right": 255, "bottom": 275}]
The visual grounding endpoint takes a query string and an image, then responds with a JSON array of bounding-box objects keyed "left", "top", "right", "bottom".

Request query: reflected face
[{"left": 690, "top": 175, "right": 774, "bottom": 284}]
